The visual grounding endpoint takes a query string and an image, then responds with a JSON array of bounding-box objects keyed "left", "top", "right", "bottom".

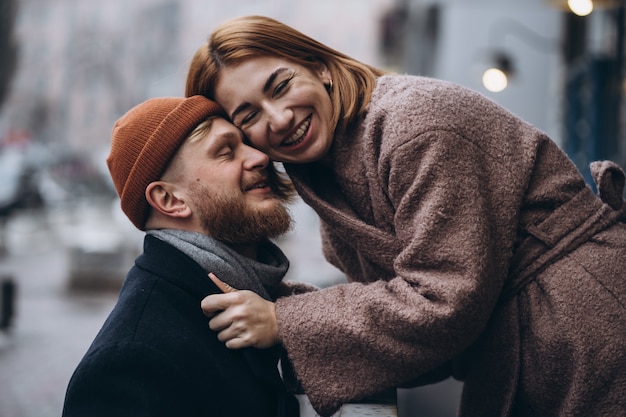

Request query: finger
[
  {"left": 220, "top": 327, "right": 254, "bottom": 349},
  {"left": 211, "top": 320, "right": 248, "bottom": 348},
  {"left": 209, "top": 272, "right": 238, "bottom": 293},
  {"left": 209, "top": 314, "right": 233, "bottom": 333},
  {"left": 201, "top": 293, "right": 235, "bottom": 316},
  {"left": 225, "top": 336, "right": 249, "bottom": 350}
]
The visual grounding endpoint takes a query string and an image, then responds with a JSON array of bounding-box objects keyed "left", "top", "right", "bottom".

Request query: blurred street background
[{"left": 0, "top": 0, "right": 624, "bottom": 416}]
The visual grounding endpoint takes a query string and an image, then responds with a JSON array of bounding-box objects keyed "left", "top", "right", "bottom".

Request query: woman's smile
[{"left": 282, "top": 115, "right": 311, "bottom": 148}]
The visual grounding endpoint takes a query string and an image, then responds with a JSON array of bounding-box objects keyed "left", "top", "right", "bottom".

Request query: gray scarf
[{"left": 147, "top": 229, "right": 289, "bottom": 300}]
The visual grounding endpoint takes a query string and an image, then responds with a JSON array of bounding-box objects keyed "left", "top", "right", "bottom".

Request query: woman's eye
[
  {"left": 274, "top": 80, "right": 289, "bottom": 96},
  {"left": 273, "top": 72, "right": 294, "bottom": 97},
  {"left": 240, "top": 111, "right": 258, "bottom": 126}
]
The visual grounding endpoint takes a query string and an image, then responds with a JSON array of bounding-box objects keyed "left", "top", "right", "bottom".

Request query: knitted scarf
[{"left": 147, "top": 229, "right": 289, "bottom": 300}]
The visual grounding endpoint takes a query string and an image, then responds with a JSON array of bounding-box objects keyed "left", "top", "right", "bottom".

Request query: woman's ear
[
  {"left": 314, "top": 60, "right": 331, "bottom": 80},
  {"left": 145, "top": 181, "right": 192, "bottom": 219}
]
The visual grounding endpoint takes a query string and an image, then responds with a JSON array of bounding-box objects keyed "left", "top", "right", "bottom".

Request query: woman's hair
[{"left": 185, "top": 15, "right": 387, "bottom": 136}]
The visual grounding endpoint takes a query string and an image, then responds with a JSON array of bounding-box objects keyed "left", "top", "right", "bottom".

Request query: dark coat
[
  {"left": 278, "top": 75, "right": 626, "bottom": 416},
  {"left": 62, "top": 235, "right": 299, "bottom": 417}
]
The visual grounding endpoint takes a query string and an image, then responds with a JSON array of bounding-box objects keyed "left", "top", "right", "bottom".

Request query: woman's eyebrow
[
  {"left": 231, "top": 67, "right": 290, "bottom": 121},
  {"left": 231, "top": 102, "right": 250, "bottom": 121},
  {"left": 263, "top": 67, "right": 288, "bottom": 93}
]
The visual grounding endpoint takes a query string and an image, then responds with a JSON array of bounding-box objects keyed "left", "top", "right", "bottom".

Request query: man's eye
[{"left": 218, "top": 147, "right": 234, "bottom": 158}]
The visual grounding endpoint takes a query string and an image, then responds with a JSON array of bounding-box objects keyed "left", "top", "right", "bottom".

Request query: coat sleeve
[{"left": 275, "top": 84, "right": 539, "bottom": 416}]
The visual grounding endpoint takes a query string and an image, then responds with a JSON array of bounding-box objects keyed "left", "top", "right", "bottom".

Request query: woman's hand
[{"left": 201, "top": 273, "right": 279, "bottom": 349}]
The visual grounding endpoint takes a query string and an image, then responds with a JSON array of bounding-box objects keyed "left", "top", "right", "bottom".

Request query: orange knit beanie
[{"left": 107, "top": 95, "right": 225, "bottom": 230}]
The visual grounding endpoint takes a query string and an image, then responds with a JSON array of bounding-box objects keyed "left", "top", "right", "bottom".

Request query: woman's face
[{"left": 213, "top": 56, "right": 334, "bottom": 164}]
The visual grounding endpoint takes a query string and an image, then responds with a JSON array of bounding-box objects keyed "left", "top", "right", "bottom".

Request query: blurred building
[
  {"left": 0, "top": 0, "right": 392, "bottom": 153},
  {"left": 381, "top": 0, "right": 626, "bottom": 184}
]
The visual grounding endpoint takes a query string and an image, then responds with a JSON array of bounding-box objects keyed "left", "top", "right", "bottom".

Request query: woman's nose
[{"left": 264, "top": 105, "right": 292, "bottom": 133}]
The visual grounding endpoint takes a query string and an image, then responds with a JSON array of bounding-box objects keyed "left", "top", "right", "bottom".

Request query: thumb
[{"left": 209, "top": 272, "right": 238, "bottom": 293}]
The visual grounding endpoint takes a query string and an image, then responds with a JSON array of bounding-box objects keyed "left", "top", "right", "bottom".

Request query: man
[{"left": 62, "top": 96, "right": 300, "bottom": 417}]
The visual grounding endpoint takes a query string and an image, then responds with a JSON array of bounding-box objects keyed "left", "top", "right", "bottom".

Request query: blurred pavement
[{"left": 0, "top": 207, "right": 119, "bottom": 417}]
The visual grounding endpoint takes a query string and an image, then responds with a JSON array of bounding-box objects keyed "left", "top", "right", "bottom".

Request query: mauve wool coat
[{"left": 277, "top": 76, "right": 626, "bottom": 417}]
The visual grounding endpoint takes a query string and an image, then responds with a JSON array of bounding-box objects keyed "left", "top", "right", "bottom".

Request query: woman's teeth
[{"left": 282, "top": 117, "right": 310, "bottom": 146}]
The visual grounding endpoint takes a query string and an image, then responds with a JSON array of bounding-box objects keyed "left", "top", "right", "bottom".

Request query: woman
[{"left": 186, "top": 15, "right": 626, "bottom": 417}]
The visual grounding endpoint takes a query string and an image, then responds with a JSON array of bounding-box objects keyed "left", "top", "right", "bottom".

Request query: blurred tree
[{"left": 0, "top": 0, "right": 18, "bottom": 112}]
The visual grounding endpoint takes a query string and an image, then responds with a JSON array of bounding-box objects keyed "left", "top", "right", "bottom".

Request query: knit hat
[{"left": 107, "top": 95, "right": 225, "bottom": 230}]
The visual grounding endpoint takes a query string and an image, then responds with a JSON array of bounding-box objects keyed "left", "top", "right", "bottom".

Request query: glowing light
[
  {"left": 482, "top": 68, "right": 508, "bottom": 93},
  {"left": 568, "top": 0, "right": 593, "bottom": 16}
]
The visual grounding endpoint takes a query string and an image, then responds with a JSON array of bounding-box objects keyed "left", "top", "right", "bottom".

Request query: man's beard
[{"left": 191, "top": 184, "right": 293, "bottom": 244}]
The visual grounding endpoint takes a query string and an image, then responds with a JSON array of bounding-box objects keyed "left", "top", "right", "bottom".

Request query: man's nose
[{"left": 244, "top": 146, "right": 270, "bottom": 170}]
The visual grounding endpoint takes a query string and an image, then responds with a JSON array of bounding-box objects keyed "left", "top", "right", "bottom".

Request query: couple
[{"left": 64, "top": 15, "right": 626, "bottom": 417}]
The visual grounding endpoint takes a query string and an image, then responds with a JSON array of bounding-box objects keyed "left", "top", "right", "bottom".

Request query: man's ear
[{"left": 145, "top": 181, "right": 192, "bottom": 219}]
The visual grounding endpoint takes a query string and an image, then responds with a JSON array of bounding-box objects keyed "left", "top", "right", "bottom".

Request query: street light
[
  {"left": 568, "top": 0, "right": 594, "bottom": 16},
  {"left": 547, "top": 0, "right": 623, "bottom": 15},
  {"left": 482, "top": 52, "right": 514, "bottom": 93},
  {"left": 480, "top": 17, "right": 557, "bottom": 93}
]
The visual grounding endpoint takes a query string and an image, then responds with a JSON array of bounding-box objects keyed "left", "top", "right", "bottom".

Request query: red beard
[{"left": 190, "top": 183, "right": 293, "bottom": 244}]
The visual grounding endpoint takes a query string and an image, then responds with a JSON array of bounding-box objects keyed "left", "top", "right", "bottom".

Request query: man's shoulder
[{"left": 135, "top": 234, "right": 203, "bottom": 277}]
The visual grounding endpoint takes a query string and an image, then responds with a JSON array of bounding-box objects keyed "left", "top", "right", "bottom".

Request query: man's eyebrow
[
  {"left": 230, "top": 67, "right": 289, "bottom": 121},
  {"left": 216, "top": 130, "right": 243, "bottom": 144},
  {"left": 205, "top": 129, "right": 241, "bottom": 152}
]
